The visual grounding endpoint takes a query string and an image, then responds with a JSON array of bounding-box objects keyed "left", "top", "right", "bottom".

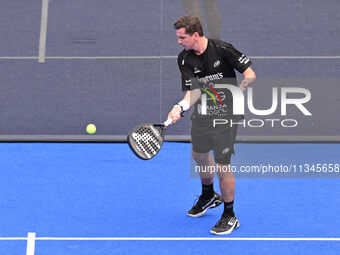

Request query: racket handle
[{"left": 163, "top": 118, "right": 173, "bottom": 127}]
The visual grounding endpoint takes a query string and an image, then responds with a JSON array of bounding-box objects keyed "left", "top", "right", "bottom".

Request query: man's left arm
[{"left": 240, "top": 67, "right": 256, "bottom": 92}]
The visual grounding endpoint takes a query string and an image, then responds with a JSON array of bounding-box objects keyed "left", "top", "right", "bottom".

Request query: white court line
[
  {"left": 38, "top": 0, "right": 49, "bottom": 63},
  {"left": 0, "top": 236, "right": 340, "bottom": 241},
  {"left": 45, "top": 56, "right": 173, "bottom": 59},
  {"left": 0, "top": 56, "right": 340, "bottom": 60},
  {"left": 0, "top": 237, "right": 27, "bottom": 240},
  {"left": 44, "top": 56, "right": 340, "bottom": 59},
  {"left": 0, "top": 57, "right": 38, "bottom": 60},
  {"left": 33, "top": 237, "right": 340, "bottom": 241},
  {"left": 250, "top": 56, "right": 340, "bottom": 59},
  {"left": 0, "top": 237, "right": 337, "bottom": 241},
  {"left": 26, "top": 232, "right": 36, "bottom": 255}
]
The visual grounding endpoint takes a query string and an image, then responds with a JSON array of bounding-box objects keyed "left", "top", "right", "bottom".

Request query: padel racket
[{"left": 127, "top": 118, "right": 173, "bottom": 160}]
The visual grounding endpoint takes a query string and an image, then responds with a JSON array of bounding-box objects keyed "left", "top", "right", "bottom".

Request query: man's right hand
[{"left": 167, "top": 105, "right": 182, "bottom": 125}]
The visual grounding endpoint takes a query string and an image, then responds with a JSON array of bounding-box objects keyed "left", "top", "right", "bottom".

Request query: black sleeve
[
  {"left": 177, "top": 52, "right": 200, "bottom": 92},
  {"left": 222, "top": 43, "right": 252, "bottom": 73}
]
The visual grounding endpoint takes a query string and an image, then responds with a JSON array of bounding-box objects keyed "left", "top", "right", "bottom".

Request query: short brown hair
[{"left": 173, "top": 15, "right": 204, "bottom": 36}]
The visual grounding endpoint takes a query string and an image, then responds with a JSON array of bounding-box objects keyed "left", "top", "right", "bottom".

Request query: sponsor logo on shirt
[
  {"left": 222, "top": 148, "right": 230, "bottom": 154},
  {"left": 197, "top": 72, "right": 223, "bottom": 84},
  {"left": 213, "top": 60, "right": 220, "bottom": 67},
  {"left": 206, "top": 91, "right": 226, "bottom": 102},
  {"left": 238, "top": 54, "right": 250, "bottom": 64},
  {"left": 185, "top": 79, "right": 192, "bottom": 86},
  {"left": 194, "top": 67, "right": 201, "bottom": 74}
]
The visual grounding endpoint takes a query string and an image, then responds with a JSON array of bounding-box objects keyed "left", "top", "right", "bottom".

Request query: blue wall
[{"left": 0, "top": 0, "right": 339, "bottom": 141}]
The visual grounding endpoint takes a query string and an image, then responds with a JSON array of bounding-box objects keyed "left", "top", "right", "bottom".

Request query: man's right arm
[
  {"left": 167, "top": 88, "right": 201, "bottom": 124},
  {"left": 168, "top": 52, "right": 201, "bottom": 124}
]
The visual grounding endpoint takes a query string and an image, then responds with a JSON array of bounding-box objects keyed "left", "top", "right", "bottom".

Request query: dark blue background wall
[{"left": 0, "top": 0, "right": 339, "bottom": 141}]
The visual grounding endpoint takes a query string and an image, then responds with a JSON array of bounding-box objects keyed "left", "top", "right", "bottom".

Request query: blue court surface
[{"left": 0, "top": 143, "right": 339, "bottom": 254}]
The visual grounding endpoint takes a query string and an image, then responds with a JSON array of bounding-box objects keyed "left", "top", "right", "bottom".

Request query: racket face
[{"left": 127, "top": 123, "right": 164, "bottom": 160}]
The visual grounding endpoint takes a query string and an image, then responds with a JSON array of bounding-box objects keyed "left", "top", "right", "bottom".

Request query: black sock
[
  {"left": 222, "top": 200, "right": 235, "bottom": 217},
  {"left": 201, "top": 183, "right": 214, "bottom": 198}
]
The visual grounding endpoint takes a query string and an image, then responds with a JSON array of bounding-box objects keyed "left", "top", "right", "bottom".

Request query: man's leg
[
  {"left": 217, "top": 164, "right": 235, "bottom": 203},
  {"left": 210, "top": 124, "right": 240, "bottom": 235},
  {"left": 192, "top": 151, "right": 215, "bottom": 185},
  {"left": 187, "top": 151, "right": 223, "bottom": 217},
  {"left": 210, "top": 164, "right": 240, "bottom": 235}
]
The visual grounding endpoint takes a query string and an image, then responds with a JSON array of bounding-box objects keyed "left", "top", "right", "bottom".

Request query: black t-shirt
[{"left": 177, "top": 39, "right": 252, "bottom": 122}]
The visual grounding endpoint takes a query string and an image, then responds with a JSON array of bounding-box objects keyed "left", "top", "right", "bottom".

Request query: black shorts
[{"left": 191, "top": 119, "right": 238, "bottom": 165}]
